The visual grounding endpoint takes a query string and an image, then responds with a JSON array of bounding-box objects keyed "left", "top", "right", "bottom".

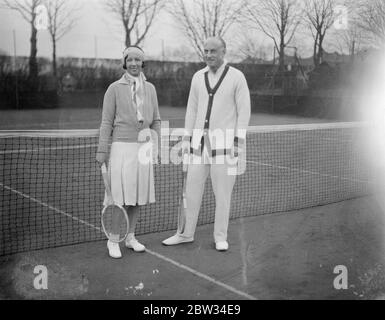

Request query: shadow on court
[{"left": 1, "top": 196, "right": 385, "bottom": 300}]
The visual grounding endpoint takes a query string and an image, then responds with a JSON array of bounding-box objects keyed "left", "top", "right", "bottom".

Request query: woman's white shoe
[
  {"left": 107, "top": 240, "right": 122, "bottom": 258},
  {"left": 125, "top": 237, "right": 146, "bottom": 252}
]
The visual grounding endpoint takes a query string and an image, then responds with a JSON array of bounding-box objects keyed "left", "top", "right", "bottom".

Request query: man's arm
[
  {"left": 150, "top": 85, "right": 162, "bottom": 161},
  {"left": 234, "top": 73, "right": 251, "bottom": 155},
  {"left": 183, "top": 74, "right": 199, "bottom": 148},
  {"left": 150, "top": 85, "right": 161, "bottom": 136}
]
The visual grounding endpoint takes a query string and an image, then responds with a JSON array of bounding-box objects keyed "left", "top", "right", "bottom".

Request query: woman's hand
[{"left": 96, "top": 152, "right": 108, "bottom": 166}]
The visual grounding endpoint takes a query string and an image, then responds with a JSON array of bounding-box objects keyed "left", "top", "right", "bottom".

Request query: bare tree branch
[
  {"left": 44, "top": 0, "right": 81, "bottom": 77},
  {"left": 2, "top": 0, "right": 37, "bottom": 21},
  {"left": 242, "top": 0, "right": 303, "bottom": 70},
  {"left": 105, "top": 0, "right": 165, "bottom": 47},
  {"left": 168, "top": 0, "right": 244, "bottom": 60},
  {"left": 303, "top": 0, "right": 336, "bottom": 66},
  {"left": 235, "top": 32, "right": 273, "bottom": 63},
  {"left": 331, "top": 1, "right": 365, "bottom": 59},
  {"left": 2, "top": 0, "right": 42, "bottom": 79},
  {"left": 355, "top": 0, "right": 385, "bottom": 47}
]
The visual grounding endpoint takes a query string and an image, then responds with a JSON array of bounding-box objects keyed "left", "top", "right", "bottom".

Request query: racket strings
[{"left": 102, "top": 205, "right": 129, "bottom": 242}]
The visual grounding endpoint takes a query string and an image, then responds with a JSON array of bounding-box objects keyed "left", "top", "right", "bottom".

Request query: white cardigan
[{"left": 184, "top": 64, "right": 251, "bottom": 155}]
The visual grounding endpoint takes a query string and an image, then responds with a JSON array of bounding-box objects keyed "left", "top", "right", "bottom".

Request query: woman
[{"left": 96, "top": 46, "right": 161, "bottom": 258}]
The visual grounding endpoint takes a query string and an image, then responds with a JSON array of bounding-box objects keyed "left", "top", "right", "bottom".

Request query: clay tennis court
[
  {"left": 1, "top": 109, "right": 385, "bottom": 300},
  {"left": 1, "top": 195, "right": 385, "bottom": 300}
]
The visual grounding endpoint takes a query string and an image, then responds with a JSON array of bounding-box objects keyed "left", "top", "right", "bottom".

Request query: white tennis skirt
[{"left": 103, "top": 141, "right": 155, "bottom": 206}]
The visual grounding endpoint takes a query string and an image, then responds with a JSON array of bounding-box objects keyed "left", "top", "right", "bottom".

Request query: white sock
[
  {"left": 126, "top": 233, "right": 135, "bottom": 242},
  {"left": 109, "top": 234, "right": 120, "bottom": 243}
]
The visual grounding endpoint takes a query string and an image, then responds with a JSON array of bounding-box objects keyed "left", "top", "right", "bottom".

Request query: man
[{"left": 162, "top": 37, "right": 251, "bottom": 251}]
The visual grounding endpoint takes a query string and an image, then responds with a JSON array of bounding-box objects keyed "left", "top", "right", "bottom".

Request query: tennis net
[{"left": 0, "top": 123, "right": 372, "bottom": 256}]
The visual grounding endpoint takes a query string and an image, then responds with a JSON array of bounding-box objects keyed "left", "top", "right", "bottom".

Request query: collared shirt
[{"left": 204, "top": 60, "right": 228, "bottom": 88}]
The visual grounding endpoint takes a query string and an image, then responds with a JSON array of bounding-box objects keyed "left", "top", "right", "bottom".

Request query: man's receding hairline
[{"left": 204, "top": 37, "right": 226, "bottom": 50}]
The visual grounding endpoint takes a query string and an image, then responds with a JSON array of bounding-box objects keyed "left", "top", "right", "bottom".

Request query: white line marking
[
  {"left": 0, "top": 129, "right": 100, "bottom": 138},
  {"left": 0, "top": 122, "right": 366, "bottom": 137},
  {"left": 278, "top": 131, "right": 355, "bottom": 143},
  {"left": 0, "top": 181, "right": 257, "bottom": 300},
  {"left": 243, "top": 160, "right": 372, "bottom": 184},
  {"left": 145, "top": 248, "right": 257, "bottom": 300},
  {"left": 247, "top": 122, "right": 367, "bottom": 133},
  {"left": 0, "top": 121, "right": 100, "bottom": 130},
  {"left": 0, "top": 182, "right": 101, "bottom": 231},
  {"left": 0, "top": 144, "right": 98, "bottom": 155}
]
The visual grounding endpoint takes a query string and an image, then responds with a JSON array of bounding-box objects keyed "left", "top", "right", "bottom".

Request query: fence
[{"left": 0, "top": 55, "right": 358, "bottom": 120}]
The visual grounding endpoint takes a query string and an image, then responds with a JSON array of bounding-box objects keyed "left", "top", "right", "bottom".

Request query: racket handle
[
  {"left": 101, "top": 163, "right": 113, "bottom": 202},
  {"left": 182, "top": 152, "right": 189, "bottom": 172}
]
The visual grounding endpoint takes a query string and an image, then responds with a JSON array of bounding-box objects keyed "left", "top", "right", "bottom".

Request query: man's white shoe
[
  {"left": 215, "top": 241, "right": 229, "bottom": 251},
  {"left": 162, "top": 234, "right": 194, "bottom": 246},
  {"left": 107, "top": 240, "right": 122, "bottom": 258},
  {"left": 125, "top": 237, "right": 146, "bottom": 252}
]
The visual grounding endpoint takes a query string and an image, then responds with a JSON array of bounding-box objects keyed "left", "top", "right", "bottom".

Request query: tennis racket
[
  {"left": 177, "top": 152, "right": 188, "bottom": 234},
  {"left": 100, "top": 163, "right": 129, "bottom": 243}
]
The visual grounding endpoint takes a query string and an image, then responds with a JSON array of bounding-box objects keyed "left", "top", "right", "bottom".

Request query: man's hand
[
  {"left": 152, "top": 153, "right": 161, "bottom": 164},
  {"left": 151, "top": 142, "right": 161, "bottom": 164},
  {"left": 231, "top": 136, "right": 245, "bottom": 158},
  {"left": 231, "top": 144, "right": 244, "bottom": 158},
  {"left": 181, "top": 139, "right": 190, "bottom": 156},
  {"left": 96, "top": 152, "right": 108, "bottom": 167}
]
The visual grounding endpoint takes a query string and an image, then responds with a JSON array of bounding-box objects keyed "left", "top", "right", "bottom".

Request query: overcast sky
[
  {"left": 0, "top": 0, "right": 343, "bottom": 62},
  {"left": 0, "top": 0, "right": 189, "bottom": 60}
]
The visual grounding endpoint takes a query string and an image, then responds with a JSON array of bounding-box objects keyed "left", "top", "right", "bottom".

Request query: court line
[
  {"left": 0, "top": 181, "right": 257, "bottom": 300},
  {"left": 0, "top": 118, "right": 185, "bottom": 130},
  {"left": 145, "top": 248, "right": 257, "bottom": 300},
  {"left": 243, "top": 160, "right": 372, "bottom": 185},
  {"left": 0, "top": 182, "right": 102, "bottom": 231},
  {"left": 278, "top": 131, "right": 355, "bottom": 143},
  {"left": 0, "top": 144, "right": 98, "bottom": 155},
  {"left": 0, "top": 120, "right": 101, "bottom": 130}
]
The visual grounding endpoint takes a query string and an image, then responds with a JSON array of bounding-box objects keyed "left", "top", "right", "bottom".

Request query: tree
[
  {"left": 164, "top": 45, "right": 199, "bottom": 62},
  {"left": 304, "top": 0, "right": 336, "bottom": 67},
  {"left": 243, "top": 0, "right": 302, "bottom": 71},
  {"left": 45, "top": 0, "right": 80, "bottom": 77},
  {"left": 356, "top": 0, "right": 385, "bottom": 47},
  {"left": 325, "top": 1, "right": 366, "bottom": 61},
  {"left": 333, "top": 4, "right": 363, "bottom": 61},
  {"left": 105, "top": 0, "right": 164, "bottom": 48},
  {"left": 169, "top": 0, "right": 244, "bottom": 59},
  {"left": 235, "top": 33, "right": 272, "bottom": 63},
  {"left": 336, "top": 25, "right": 363, "bottom": 60},
  {"left": 3, "top": 0, "right": 42, "bottom": 79}
]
